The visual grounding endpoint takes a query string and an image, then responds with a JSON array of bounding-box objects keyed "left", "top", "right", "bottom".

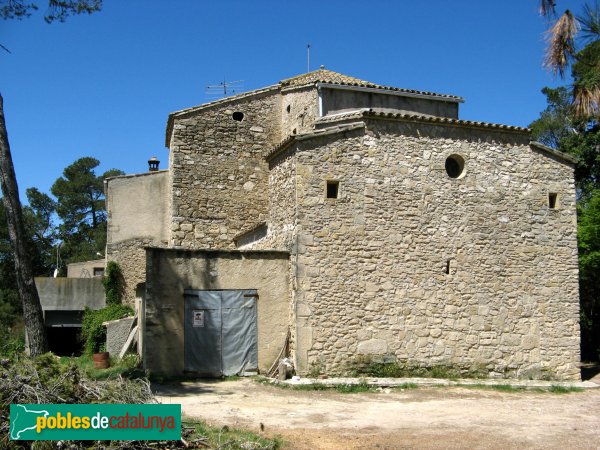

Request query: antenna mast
[
  {"left": 205, "top": 78, "right": 244, "bottom": 100},
  {"left": 307, "top": 43, "right": 311, "bottom": 72}
]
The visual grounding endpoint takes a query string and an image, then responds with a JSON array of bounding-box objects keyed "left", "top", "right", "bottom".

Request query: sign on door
[{"left": 192, "top": 310, "right": 204, "bottom": 327}]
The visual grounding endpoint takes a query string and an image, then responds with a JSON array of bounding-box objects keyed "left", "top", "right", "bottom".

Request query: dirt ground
[{"left": 154, "top": 378, "right": 600, "bottom": 449}]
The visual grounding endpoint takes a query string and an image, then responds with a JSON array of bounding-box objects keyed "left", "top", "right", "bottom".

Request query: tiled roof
[
  {"left": 280, "top": 69, "right": 374, "bottom": 88},
  {"left": 280, "top": 68, "right": 463, "bottom": 101}
]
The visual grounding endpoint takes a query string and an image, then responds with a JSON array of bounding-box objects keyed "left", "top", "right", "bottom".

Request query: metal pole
[{"left": 307, "top": 43, "right": 311, "bottom": 72}]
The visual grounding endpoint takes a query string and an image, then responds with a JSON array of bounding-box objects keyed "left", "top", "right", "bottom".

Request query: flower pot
[{"left": 93, "top": 352, "right": 110, "bottom": 369}]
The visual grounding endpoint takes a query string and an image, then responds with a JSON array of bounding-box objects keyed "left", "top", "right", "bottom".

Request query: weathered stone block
[{"left": 357, "top": 339, "right": 388, "bottom": 355}]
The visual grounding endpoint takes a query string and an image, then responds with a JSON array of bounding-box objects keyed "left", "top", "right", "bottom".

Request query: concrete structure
[
  {"left": 104, "top": 316, "right": 136, "bottom": 358},
  {"left": 35, "top": 277, "right": 105, "bottom": 355},
  {"left": 105, "top": 170, "right": 170, "bottom": 305},
  {"left": 106, "top": 69, "right": 581, "bottom": 380},
  {"left": 144, "top": 249, "right": 289, "bottom": 376},
  {"left": 67, "top": 259, "right": 106, "bottom": 278}
]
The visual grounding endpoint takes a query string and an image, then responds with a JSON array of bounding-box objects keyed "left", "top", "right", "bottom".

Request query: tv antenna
[{"left": 205, "top": 78, "right": 244, "bottom": 100}]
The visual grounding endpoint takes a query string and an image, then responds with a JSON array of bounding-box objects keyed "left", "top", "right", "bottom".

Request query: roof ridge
[
  {"left": 280, "top": 68, "right": 462, "bottom": 100},
  {"left": 280, "top": 68, "right": 373, "bottom": 87}
]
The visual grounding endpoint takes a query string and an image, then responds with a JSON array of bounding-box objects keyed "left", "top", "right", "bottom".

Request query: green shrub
[
  {"left": 0, "top": 325, "right": 24, "bottom": 357},
  {"left": 81, "top": 304, "right": 133, "bottom": 355},
  {"left": 549, "top": 385, "right": 584, "bottom": 393},
  {"left": 102, "top": 261, "right": 125, "bottom": 306},
  {"left": 59, "top": 354, "right": 143, "bottom": 380},
  {"left": 0, "top": 320, "right": 25, "bottom": 358},
  {"left": 334, "top": 381, "right": 371, "bottom": 393},
  {"left": 307, "top": 361, "right": 324, "bottom": 378}
]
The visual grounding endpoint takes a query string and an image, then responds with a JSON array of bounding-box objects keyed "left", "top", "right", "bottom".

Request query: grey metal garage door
[{"left": 184, "top": 289, "right": 258, "bottom": 377}]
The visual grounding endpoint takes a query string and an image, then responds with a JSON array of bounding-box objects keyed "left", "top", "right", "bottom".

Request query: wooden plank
[{"left": 118, "top": 324, "right": 138, "bottom": 359}]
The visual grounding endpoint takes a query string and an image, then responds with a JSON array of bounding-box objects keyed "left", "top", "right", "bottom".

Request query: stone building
[{"left": 105, "top": 69, "right": 580, "bottom": 380}]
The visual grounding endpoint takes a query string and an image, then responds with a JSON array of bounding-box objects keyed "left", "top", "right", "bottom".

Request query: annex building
[{"left": 105, "top": 68, "right": 581, "bottom": 380}]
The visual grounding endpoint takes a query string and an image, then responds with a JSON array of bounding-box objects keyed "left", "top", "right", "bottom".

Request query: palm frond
[
  {"left": 544, "top": 10, "right": 580, "bottom": 77},
  {"left": 573, "top": 85, "right": 600, "bottom": 117},
  {"left": 540, "top": 0, "right": 557, "bottom": 18},
  {"left": 577, "top": 2, "right": 600, "bottom": 42}
]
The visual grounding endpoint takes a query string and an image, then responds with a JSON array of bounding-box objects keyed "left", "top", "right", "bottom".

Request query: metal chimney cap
[{"left": 148, "top": 156, "right": 160, "bottom": 172}]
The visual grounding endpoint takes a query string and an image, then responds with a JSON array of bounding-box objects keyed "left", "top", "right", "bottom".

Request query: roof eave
[
  {"left": 530, "top": 141, "right": 578, "bottom": 165},
  {"left": 360, "top": 110, "right": 530, "bottom": 134},
  {"left": 316, "top": 82, "right": 464, "bottom": 103}
]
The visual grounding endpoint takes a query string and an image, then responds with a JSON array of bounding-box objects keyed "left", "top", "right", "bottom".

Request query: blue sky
[{"left": 0, "top": 0, "right": 583, "bottom": 201}]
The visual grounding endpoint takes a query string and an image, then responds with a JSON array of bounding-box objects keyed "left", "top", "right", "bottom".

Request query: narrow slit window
[
  {"left": 548, "top": 193, "right": 558, "bottom": 209},
  {"left": 326, "top": 181, "right": 339, "bottom": 199},
  {"left": 445, "top": 260, "right": 451, "bottom": 275}
]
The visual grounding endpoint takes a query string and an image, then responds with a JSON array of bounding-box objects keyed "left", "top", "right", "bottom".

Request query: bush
[
  {"left": 81, "top": 304, "right": 133, "bottom": 355},
  {"left": 0, "top": 325, "right": 24, "bottom": 357},
  {"left": 0, "top": 355, "right": 281, "bottom": 449},
  {"left": 0, "top": 354, "right": 156, "bottom": 449},
  {"left": 102, "top": 261, "right": 125, "bottom": 306}
]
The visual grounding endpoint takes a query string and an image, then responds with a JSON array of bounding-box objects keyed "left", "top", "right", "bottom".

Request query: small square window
[
  {"left": 326, "top": 181, "right": 339, "bottom": 199},
  {"left": 548, "top": 193, "right": 558, "bottom": 209}
]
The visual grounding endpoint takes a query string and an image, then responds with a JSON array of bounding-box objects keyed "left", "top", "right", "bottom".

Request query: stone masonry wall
[
  {"left": 246, "top": 148, "right": 297, "bottom": 251},
  {"left": 289, "top": 119, "right": 580, "bottom": 380},
  {"left": 169, "top": 91, "right": 282, "bottom": 249},
  {"left": 281, "top": 87, "right": 319, "bottom": 137},
  {"left": 107, "top": 238, "right": 155, "bottom": 305}
]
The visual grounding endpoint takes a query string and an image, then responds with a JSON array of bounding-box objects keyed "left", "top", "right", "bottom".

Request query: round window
[{"left": 445, "top": 154, "right": 465, "bottom": 179}]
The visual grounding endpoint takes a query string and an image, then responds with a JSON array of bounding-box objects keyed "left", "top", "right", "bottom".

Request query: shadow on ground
[{"left": 152, "top": 378, "right": 237, "bottom": 396}]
